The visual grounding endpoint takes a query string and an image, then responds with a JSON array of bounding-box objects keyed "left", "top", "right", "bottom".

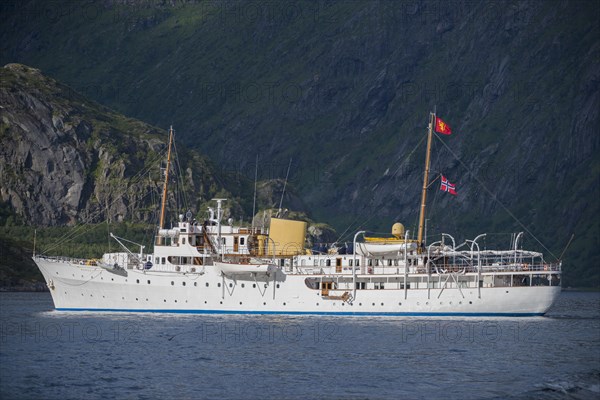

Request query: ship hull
[{"left": 36, "top": 257, "right": 560, "bottom": 316}]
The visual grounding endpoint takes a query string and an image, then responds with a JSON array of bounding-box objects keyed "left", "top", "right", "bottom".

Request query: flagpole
[{"left": 417, "top": 112, "right": 435, "bottom": 251}]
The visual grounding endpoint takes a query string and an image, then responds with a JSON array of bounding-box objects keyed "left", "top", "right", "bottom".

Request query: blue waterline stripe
[{"left": 55, "top": 308, "right": 544, "bottom": 317}]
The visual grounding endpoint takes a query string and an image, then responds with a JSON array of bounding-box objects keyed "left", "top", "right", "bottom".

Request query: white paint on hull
[{"left": 36, "top": 258, "right": 560, "bottom": 316}]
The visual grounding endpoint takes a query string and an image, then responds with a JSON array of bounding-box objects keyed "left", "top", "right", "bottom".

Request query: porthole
[
  {"left": 56, "top": 272, "right": 58, "bottom": 275},
  {"left": 220, "top": 301, "right": 223, "bottom": 304},
  {"left": 146, "top": 298, "right": 148, "bottom": 301},
  {"left": 164, "top": 299, "right": 166, "bottom": 302},
  {"left": 381, "top": 303, "right": 384, "bottom": 306},
  {"left": 426, "top": 302, "right": 429, "bottom": 305},
  {"left": 359, "top": 303, "right": 362, "bottom": 306},
  {"left": 342, "top": 303, "right": 345, "bottom": 306},
  {"left": 218, "top": 283, "right": 221, "bottom": 287},
  {"left": 205, "top": 282, "right": 209, "bottom": 287},
  {"left": 372, "top": 303, "right": 375, "bottom": 306},
  {"left": 147, "top": 280, "right": 151, "bottom": 284},
  {"left": 276, "top": 284, "right": 280, "bottom": 289},
  {"left": 241, "top": 283, "right": 245, "bottom": 288},
  {"left": 122, "top": 297, "right": 124, "bottom": 300},
  {"left": 283, "top": 302, "right": 286, "bottom": 306},
  {"left": 171, "top": 281, "right": 174, "bottom": 286},
  {"left": 111, "top": 278, "right": 114, "bottom": 281},
  {"left": 398, "top": 302, "right": 402, "bottom": 306},
  {"left": 136, "top": 298, "right": 138, "bottom": 301},
  {"left": 316, "top": 303, "right": 319, "bottom": 306},
  {"left": 264, "top": 284, "right": 268, "bottom": 288},
  {"left": 239, "top": 302, "right": 243, "bottom": 305},
  {"left": 175, "top": 300, "right": 177, "bottom": 303},
  {"left": 136, "top": 279, "right": 139, "bottom": 284},
  {"left": 469, "top": 301, "right": 472, "bottom": 304},
  {"left": 204, "top": 301, "right": 207, "bottom": 304},
  {"left": 263, "top": 302, "right": 266, "bottom": 305},
  {"left": 253, "top": 284, "right": 256, "bottom": 288},
  {"left": 194, "top": 282, "right": 197, "bottom": 287},
  {"left": 182, "top": 282, "right": 186, "bottom": 286},
  {"left": 229, "top": 283, "right": 232, "bottom": 288}
]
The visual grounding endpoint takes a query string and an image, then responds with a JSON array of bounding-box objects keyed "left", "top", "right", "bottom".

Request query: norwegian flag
[{"left": 440, "top": 175, "right": 457, "bottom": 195}]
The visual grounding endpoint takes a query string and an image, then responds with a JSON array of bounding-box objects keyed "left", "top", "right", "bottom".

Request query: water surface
[{"left": 1, "top": 291, "right": 598, "bottom": 399}]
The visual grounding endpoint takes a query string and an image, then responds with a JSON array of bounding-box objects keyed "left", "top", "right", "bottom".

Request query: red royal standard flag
[
  {"left": 435, "top": 117, "right": 452, "bottom": 135},
  {"left": 440, "top": 175, "right": 457, "bottom": 195}
]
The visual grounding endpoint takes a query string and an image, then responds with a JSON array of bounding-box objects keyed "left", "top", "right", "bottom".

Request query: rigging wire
[
  {"left": 278, "top": 158, "right": 292, "bottom": 216},
  {"left": 335, "top": 131, "right": 428, "bottom": 243},
  {"left": 41, "top": 147, "right": 167, "bottom": 255},
  {"left": 434, "top": 133, "right": 558, "bottom": 260},
  {"left": 172, "top": 139, "right": 189, "bottom": 214}
]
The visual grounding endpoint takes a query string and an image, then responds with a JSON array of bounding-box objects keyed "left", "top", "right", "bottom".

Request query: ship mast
[
  {"left": 158, "top": 126, "right": 174, "bottom": 243},
  {"left": 417, "top": 112, "right": 435, "bottom": 251}
]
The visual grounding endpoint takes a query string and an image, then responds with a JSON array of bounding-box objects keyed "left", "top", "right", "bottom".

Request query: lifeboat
[
  {"left": 355, "top": 238, "right": 417, "bottom": 256},
  {"left": 214, "top": 260, "right": 278, "bottom": 275},
  {"left": 355, "top": 222, "right": 418, "bottom": 256}
]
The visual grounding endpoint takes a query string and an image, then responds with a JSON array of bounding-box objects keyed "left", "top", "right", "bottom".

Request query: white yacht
[{"left": 34, "top": 115, "right": 562, "bottom": 316}]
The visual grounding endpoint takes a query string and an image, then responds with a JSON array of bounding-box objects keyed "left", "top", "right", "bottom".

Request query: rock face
[{"left": 0, "top": 64, "right": 234, "bottom": 226}]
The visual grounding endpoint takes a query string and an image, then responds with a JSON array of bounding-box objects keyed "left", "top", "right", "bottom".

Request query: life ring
[{"left": 522, "top": 263, "right": 529, "bottom": 271}]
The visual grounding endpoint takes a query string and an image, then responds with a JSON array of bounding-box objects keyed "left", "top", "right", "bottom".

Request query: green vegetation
[
  {"left": 0, "top": 223, "right": 154, "bottom": 289},
  {"left": 0, "top": 223, "right": 154, "bottom": 259}
]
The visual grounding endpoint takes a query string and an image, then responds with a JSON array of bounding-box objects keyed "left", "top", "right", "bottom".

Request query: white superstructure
[{"left": 34, "top": 204, "right": 562, "bottom": 316}]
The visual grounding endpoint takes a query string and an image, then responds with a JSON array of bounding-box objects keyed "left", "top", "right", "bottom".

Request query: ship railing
[
  {"left": 35, "top": 255, "right": 103, "bottom": 266},
  {"left": 423, "top": 251, "right": 560, "bottom": 274}
]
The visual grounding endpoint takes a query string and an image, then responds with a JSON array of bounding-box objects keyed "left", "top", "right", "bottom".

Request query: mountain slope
[
  {"left": 0, "top": 63, "right": 243, "bottom": 227},
  {"left": 1, "top": 1, "right": 599, "bottom": 286}
]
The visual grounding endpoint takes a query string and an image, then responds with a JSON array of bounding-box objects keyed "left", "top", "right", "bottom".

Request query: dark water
[{"left": 0, "top": 292, "right": 598, "bottom": 400}]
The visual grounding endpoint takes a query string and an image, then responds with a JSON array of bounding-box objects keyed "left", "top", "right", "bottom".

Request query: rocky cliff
[{"left": 0, "top": 63, "right": 240, "bottom": 227}]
